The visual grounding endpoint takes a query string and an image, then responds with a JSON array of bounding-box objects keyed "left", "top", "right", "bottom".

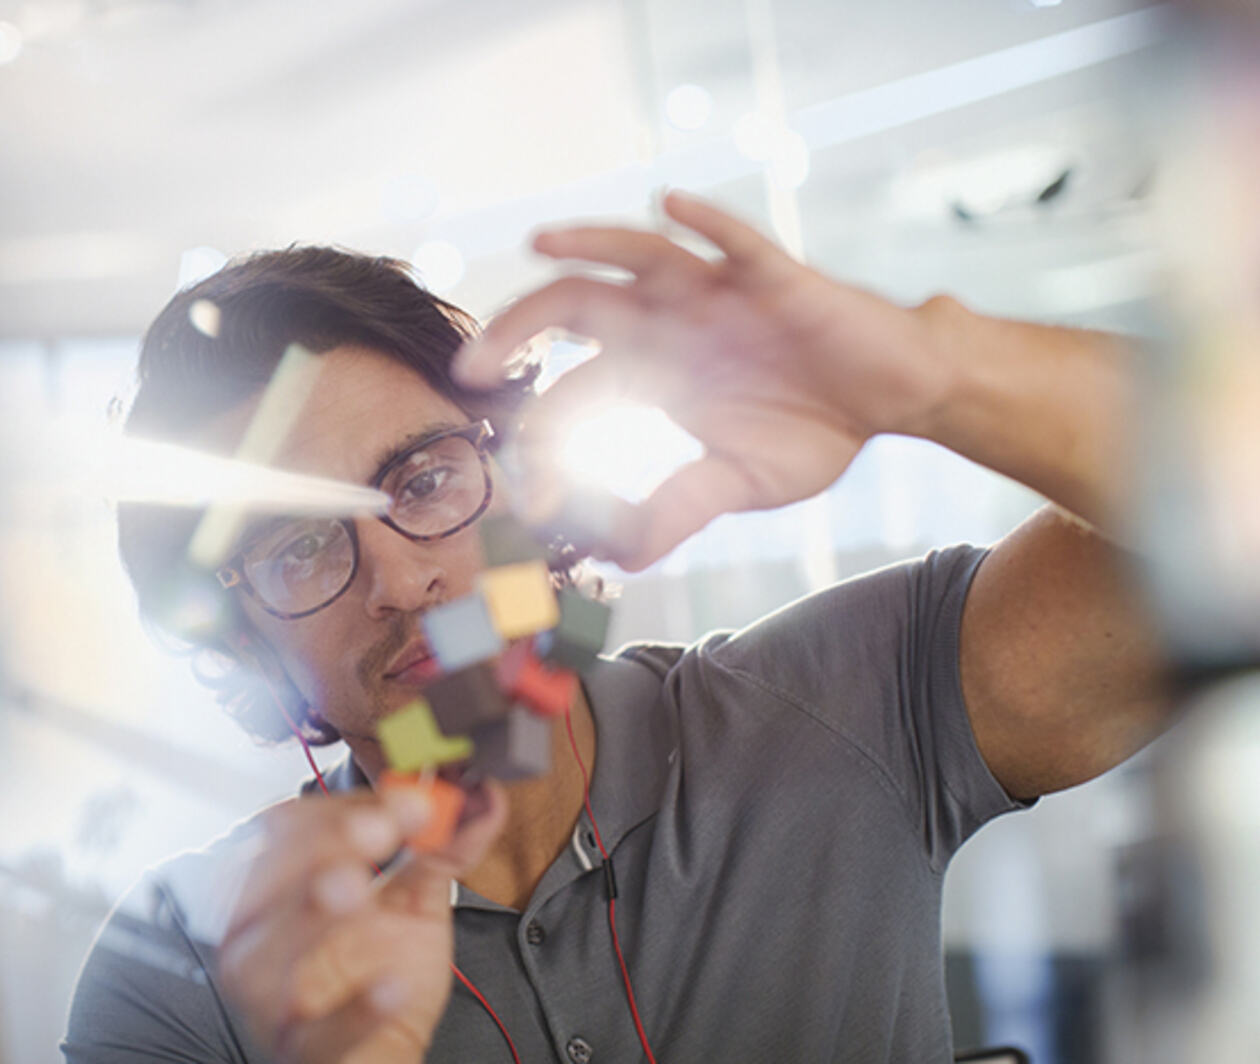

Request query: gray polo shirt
[{"left": 64, "top": 544, "right": 1027, "bottom": 1063}]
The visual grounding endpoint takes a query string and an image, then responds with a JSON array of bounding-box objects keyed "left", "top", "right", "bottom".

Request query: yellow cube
[
  {"left": 377, "top": 700, "right": 472, "bottom": 772},
  {"left": 478, "top": 561, "right": 560, "bottom": 639}
]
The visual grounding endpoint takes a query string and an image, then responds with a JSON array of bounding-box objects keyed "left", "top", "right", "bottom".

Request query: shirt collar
[{"left": 579, "top": 646, "right": 679, "bottom": 852}]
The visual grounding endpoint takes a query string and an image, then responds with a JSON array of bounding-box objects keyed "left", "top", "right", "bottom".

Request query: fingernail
[
  {"left": 312, "top": 865, "right": 370, "bottom": 914},
  {"left": 369, "top": 976, "right": 409, "bottom": 1015},
  {"left": 382, "top": 786, "right": 432, "bottom": 834},
  {"left": 347, "top": 811, "right": 396, "bottom": 854}
]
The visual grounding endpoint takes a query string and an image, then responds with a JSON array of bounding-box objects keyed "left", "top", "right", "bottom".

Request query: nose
[{"left": 354, "top": 517, "right": 447, "bottom": 619}]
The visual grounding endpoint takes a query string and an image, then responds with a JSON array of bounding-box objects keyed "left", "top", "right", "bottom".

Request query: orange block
[{"left": 379, "top": 772, "right": 466, "bottom": 854}]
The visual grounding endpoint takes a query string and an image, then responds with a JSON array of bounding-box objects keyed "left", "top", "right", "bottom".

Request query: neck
[{"left": 463, "top": 691, "right": 596, "bottom": 910}]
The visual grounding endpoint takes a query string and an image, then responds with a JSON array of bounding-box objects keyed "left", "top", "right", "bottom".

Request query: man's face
[{"left": 220, "top": 344, "right": 496, "bottom": 776}]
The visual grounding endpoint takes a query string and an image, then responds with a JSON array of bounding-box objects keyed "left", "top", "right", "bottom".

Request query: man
[{"left": 64, "top": 192, "right": 1171, "bottom": 1062}]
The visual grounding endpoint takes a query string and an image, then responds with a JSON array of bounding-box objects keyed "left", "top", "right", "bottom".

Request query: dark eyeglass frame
[{"left": 215, "top": 419, "right": 495, "bottom": 620}]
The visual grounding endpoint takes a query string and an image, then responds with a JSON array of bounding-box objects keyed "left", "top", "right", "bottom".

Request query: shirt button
[
  {"left": 525, "top": 920, "right": 545, "bottom": 946},
  {"left": 566, "top": 1036, "right": 593, "bottom": 1064}
]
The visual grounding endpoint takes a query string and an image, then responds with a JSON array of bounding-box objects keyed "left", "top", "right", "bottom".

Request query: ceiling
[{"left": 0, "top": 0, "right": 1169, "bottom": 338}]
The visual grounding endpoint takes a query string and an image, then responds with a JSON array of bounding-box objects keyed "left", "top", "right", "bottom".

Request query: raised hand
[
  {"left": 218, "top": 785, "right": 507, "bottom": 1063},
  {"left": 454, "top": 191, "right": 952, "bottom": 570}
]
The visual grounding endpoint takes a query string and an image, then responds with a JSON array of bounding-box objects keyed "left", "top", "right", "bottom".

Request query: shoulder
[
  {"left": 63, "top": 812, "right": 277, "bottom": 1063},
  {"left": 690, "top": 544, "right": 988, "bottom": 689}
]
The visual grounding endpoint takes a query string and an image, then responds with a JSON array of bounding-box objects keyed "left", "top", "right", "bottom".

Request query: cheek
[
  {"left": 250, "top": 612, "right": 354, "bottom": 708},
  {"left": 451, "top": 526, "right": 489, "bottom": 592}
]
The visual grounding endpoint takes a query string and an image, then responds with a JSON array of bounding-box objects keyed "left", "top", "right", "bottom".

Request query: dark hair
[{"left": 119, "top": 246, "right": 538, "bottom": 745}]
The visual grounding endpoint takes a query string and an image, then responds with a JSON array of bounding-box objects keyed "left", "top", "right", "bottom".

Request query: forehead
[{"left": 217, "top": 344, "right": 467, "bottom": 481}]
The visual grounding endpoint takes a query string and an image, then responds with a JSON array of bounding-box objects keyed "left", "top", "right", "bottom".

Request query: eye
[
  {"left": 398, "top": 464, "right": 456, "bottom": 505},
  {"left": 282, "top": 531, "right": 326, "bottom": 563},
  {"left": 269, "top": 524, "right": 340, "bottom": 567}
]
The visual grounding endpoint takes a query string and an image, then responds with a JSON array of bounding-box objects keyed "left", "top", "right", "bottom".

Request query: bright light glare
[
  {"left": 0, "top": 21, "right": 22, "bottom": 65},
  {"left": 95, "top": 435, "right": 391, "bottom": 513},
  {"left": 412, "top": 240, "right": 465, "bottom": 293},
  {"left": 188, "top": 298, "right": 222, "bottom": 338},
  {"left": 769, "top": 129, "right": 810, "bottom": 190},
  {"left": 665, "top": 84, "right": 713, "bottom": 131},
  {"left": 559, "top": 405, "right": 703, "bottom": 503},
  {"left": 0, "top": 415, "right": 389, "bottom": 520},
  {"left": 732, "top": 111, "right": 778, "bottom": 161},
  {"left": 733, "top": 114, "right": 811, "bottom": 189}
]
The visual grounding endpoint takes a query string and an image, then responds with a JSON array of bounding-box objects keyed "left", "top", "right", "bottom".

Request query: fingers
[
  {"left": 226, "top": 790, "right": 430, "bottom": 937},
  {"left": 608, "top": 454, "right": 757, "bottom": 571},
  {"left": 271, "top": 787, "right": 508, "bottom": 1056},
  {"left": 532, "top": 226, "right": 709, "bottom": 288},
  {"left": 287, "top": 910, "right": 446, "bottom": 1024},
  {"left": 454, "top": 277, "right": 640, "bottom": 389},
  {"left": 218, "top": 783, "right": 479, "bottom": 1061},
  {"left": 278, "top": 985, "right": 435, "bottom": 1064},
  {"left": 663, "top": 190, "right": 784, "bottom": 268}
]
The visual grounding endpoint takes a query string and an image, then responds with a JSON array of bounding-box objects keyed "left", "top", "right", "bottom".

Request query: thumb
[{"left": 611, "top": 455, "right": 755, "bottom": 571}]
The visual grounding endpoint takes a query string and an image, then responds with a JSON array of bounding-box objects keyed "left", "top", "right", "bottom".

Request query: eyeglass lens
[{"left": 241, "top": 433, "right": 487, "bottom": 615}]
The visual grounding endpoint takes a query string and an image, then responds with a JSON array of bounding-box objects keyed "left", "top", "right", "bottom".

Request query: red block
[{"left": 495, "top": 639, "right": 578, "bottom": 717}]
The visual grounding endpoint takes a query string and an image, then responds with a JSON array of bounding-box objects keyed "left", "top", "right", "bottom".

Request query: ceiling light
[{"left": 665, "top": 84, "right": 713, "bottom": 131}]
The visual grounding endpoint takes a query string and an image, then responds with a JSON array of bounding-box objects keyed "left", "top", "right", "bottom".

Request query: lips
[{"left": 384, "top": 639, "right": 439, "bottom": 684}]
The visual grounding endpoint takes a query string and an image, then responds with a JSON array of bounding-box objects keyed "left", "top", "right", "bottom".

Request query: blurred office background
[{"left": 0, "top": 1, "right": 1247, "bottom": 1061}]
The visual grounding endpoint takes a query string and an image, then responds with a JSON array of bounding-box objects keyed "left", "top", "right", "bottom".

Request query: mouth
[{"left": 384, "top": 639, "right": 439, "bottom": 684}]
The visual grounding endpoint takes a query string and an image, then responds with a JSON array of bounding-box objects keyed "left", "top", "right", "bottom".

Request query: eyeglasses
[{"left": 216, "top": 420, "right": 495, "bottom": 619}]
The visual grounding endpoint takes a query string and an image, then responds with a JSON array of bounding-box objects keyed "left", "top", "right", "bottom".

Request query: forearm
[{"left": 904, "top": 296, "right": 1139, "bottom": 534}]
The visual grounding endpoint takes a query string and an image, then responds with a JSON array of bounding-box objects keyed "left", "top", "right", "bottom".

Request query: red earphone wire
[
  {"left": 258, "top": 670, "right": 330, "bottom": 797},
  {"left": 449, "top": 964, "right": 524, "bottom": 1064},
  {"left": 564, "top": 707, "right": 659, "bottom": 1064}
]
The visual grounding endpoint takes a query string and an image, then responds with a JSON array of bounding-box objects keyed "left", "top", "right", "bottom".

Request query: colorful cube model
[
  {"left": 470, "top": 706, "right": 552, "bottom": 781},
  {"left": 478, "top": 560, "right": 559, "bottom": 639},
  {"left": 479, "top": 513, "right": 547, "bottom": 566},
  {"left": 378, "top": 771, "right": 465, "bottom": 854},
  {"left": 496, "top": 639, "right": 578, "bottom": 717},
  {"left": 537, "top": 588, "right": 612, "bottom": 673},
  {"left": 378, "top": 700, "right": 473, "bottom": 773},
  {"left": 421, "top": 593, "right": 503, "bottom": 672},
  {"left": 423, "top": 661, "right": 513, "bottom": 735}
]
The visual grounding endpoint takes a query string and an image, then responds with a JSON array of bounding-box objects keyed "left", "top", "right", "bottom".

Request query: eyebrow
[
  {"left": 368, "top": 420, "right": 465, "bottom": 484},
  {"left": 226, "top": 421, "right": 468, "bottom": 559}
]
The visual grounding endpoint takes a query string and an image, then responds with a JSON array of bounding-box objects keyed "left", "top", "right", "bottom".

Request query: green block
[
  {"left": 539, "top": 588, "right": 612, "bottom": 672},
  {"left": 479, "top": 514, "right": 546, "bottom": 566},
  {"left": 378, "top": 700, "right": 473, "bottom": 772}
]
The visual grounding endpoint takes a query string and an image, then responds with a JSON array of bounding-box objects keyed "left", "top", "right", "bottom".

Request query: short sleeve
[
  {"left": 704, "top": 544, "right": 1028, "bottom": 870},
  {"left": 63, "top": 824, "right": 267, "bottom": 1064},
  {"left": 63, "top": 878, "right": 245, "bottom": 1062}
]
